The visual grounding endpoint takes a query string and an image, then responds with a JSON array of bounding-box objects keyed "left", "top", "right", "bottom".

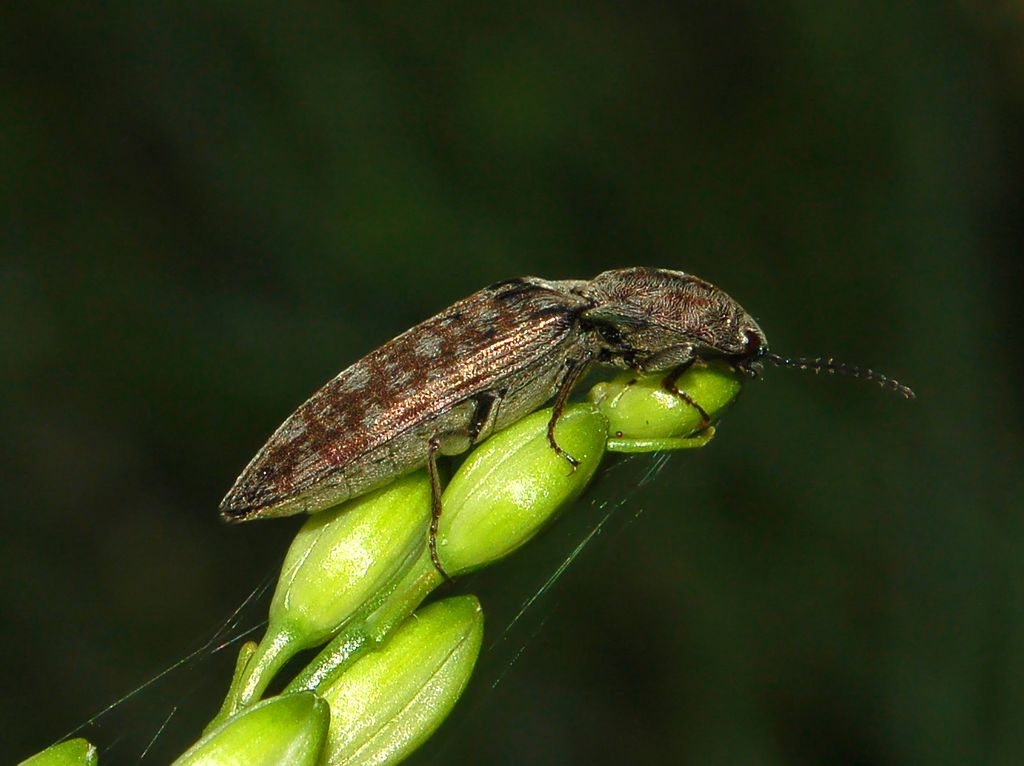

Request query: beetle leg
[
  {"left": 633, "top": 340, "right": 694, "bottom": 368},
  {"left": 546, "top": 353, "right": 594, "bottom": 471},
  {"left": 662, "top": 360, "right": 711, "bottom": 429},
  {"left": 426, "top": 437, "right": 453, "bottom": 583},
  {"left": 467, "top": 390, "right": 504, "bottom": 445}
]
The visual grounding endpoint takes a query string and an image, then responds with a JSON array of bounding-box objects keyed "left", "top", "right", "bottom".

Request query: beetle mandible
[{"left": 221, "top": 267, "right": 913, "bottom": 577}]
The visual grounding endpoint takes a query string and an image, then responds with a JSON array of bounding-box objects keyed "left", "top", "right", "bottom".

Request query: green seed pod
[
  {"left": 589, "top": 362, "right": 744, "bottom": 452},
  {"left": 271, "top": 472, "right": 431, "bottom": 643},
  {"left": 318, "top": 596, "right": 484, "bottom": 766},
  {"left": 174, "top": 692, "right": 328, "bottom": 766},
  {"left": 439, "top": 404, "right": 608, "bottom": 574},
  {"left": 18, "top": 739, "right": 97, "bottom": 766},
  {"left": 221, "top": 473, "right": 431, "bottom": 718}
]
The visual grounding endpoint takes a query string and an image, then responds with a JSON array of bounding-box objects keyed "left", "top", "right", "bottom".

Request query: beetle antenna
[{"left": 762, "top": 353, "right": 916, "bottom": 400}]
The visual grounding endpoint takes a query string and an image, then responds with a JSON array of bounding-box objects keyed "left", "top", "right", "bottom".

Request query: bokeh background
[{"left": 3, "top": 2, "right": 1023, "bottom": 764}]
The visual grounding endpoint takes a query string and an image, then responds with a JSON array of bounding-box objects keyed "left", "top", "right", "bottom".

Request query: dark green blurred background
[{"left": 3, "top": 3, "right": 1022, "bottom": 764}]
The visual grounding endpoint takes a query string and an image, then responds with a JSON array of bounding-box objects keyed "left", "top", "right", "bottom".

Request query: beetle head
[{"left": 580, "top": 268, "right": 915, "bottom": 398}]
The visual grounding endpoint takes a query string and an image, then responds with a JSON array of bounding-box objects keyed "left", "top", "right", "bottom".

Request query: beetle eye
[{"left": 743, "top": 330, "right": 762, "bottom": 356}]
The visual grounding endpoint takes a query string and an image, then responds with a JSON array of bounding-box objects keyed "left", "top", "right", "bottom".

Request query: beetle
[{"left": 221, "top": 267, "right": 913, "bottom": 576}]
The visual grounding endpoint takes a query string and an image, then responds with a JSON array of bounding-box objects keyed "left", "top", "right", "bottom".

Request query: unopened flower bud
[
  {"left": 18, "top": 739, "right": 97, "bottom": 766},
  {"left": 174, "top": 692, "right": 328, "bottom": 766},
  {"left": 271, "top": 472, "right": 431, "bottom": 643},
  {"left": 319, "top": 596, "right": 484, "bottom": 766},
  {"left": 439, "top": 404, "right": 608, "bottom": 573},
  {"left": 589, "top": 361, "right": 743, "bottom": 452}
]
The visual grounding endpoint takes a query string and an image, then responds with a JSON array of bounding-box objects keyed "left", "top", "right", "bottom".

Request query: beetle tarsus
[
  {"left": 547, "top": 426, "right": 580, "bottom": 472},
  {"left": 545, "top": 354, "right": 593, "bottom": 472},
  {"left": 663, "top": 363, "right": 712, "bottom": 430}
]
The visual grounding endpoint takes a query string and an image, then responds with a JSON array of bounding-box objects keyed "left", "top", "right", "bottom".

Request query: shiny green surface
[
  {"left": 318, "top": 596, "right": 484, "bottom": 766},
  {"left": 441, "top": 404, "right": 607, "bottom": 573},
  {"left": 18, "top": 740, "right": 97, "bottom": 766},
  {"left": 590, "top": 362, "right": 744, "bottom": 451},
  {"left": 173, "top": 693, "right": 328, "bottom": 766}
]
